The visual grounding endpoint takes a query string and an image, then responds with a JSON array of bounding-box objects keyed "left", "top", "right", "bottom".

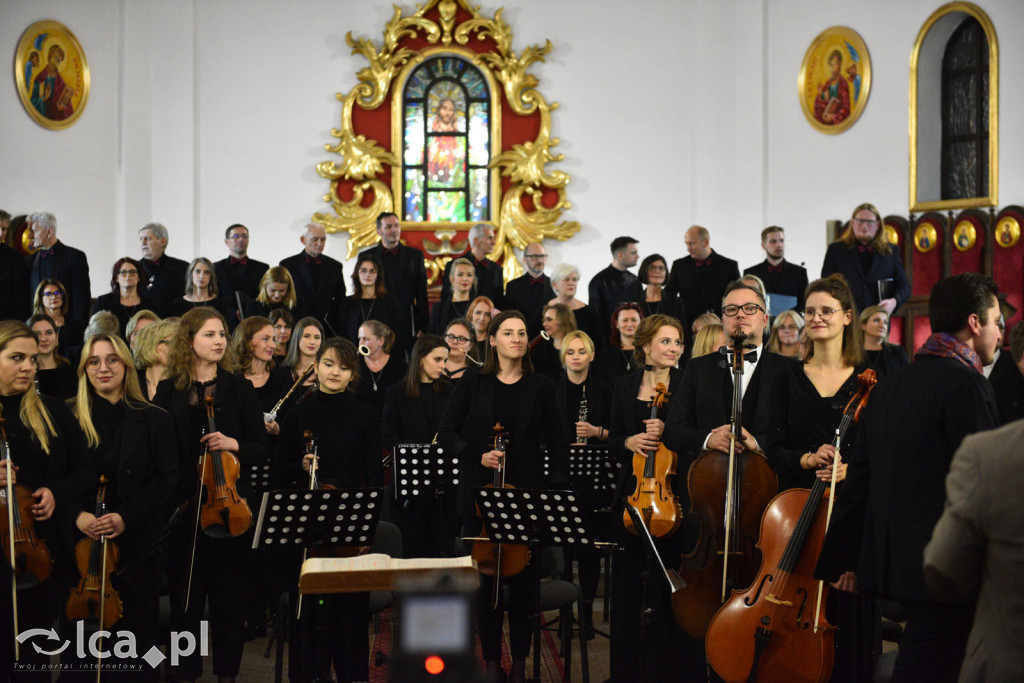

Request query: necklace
[
  {"left": 360, "top": 298, "right": 376, "bottom": 324},
  {"left": 452, "top": 300, "right": 469, "bottom": 319},
  {"left": 370, "top": 367, "right": 385, "bottom": 392},
  {"left": 621, "top": 348, "right": 634, "bottom": 372}
]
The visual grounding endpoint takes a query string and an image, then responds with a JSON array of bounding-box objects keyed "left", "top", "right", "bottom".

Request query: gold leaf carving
[{"left": 313, "top": 179, "right": 394, "bottom": 259}]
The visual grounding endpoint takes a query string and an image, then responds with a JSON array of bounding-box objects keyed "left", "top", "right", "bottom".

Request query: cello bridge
[{"left": 764, "top": 594, "right": 793, "bottom": 607}]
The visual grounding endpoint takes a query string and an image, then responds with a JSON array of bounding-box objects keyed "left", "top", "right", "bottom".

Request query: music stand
[
  {"left": 393, "top": 443, "right": 460, "bottom": 557},
  {"left": 475, "top": 487, "right": 596, "bottom": 683},
  {"left": 253, "top": 488, "right": 384, "bottom": 683}
]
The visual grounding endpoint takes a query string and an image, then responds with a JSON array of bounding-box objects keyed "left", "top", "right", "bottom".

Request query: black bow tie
[
  {"left": 306, "top": 254, "right": 322, "bottom": 265},
  {"left": 694, "top": 257, "right": 711, "bottom": 267},
  {"left": 38, "top": 248, "right": 54, "bottom": 259},
  {"left": 528, "top": 276, "right": 545, "bottom": 285},
  {"left": 229, "top": 256, "right": 248, "bottom": 265},
  {"left": 857, "top": 244, "right": 872, "bottom": 254},
  {"left": 381, "top": 245, "right": 400, "bottom": 256},
  {"left": 766, "top": 263, "right": 782, "bottom": 274}
]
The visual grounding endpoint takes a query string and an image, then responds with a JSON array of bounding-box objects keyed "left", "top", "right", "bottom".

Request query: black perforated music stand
[
  {"left": 253, "top": 488, "right": 384, "bottom": 683},
  {"left": 475, "top": 487, "right": 593, "bottom": 683},
  {"left": 392, "top": 443, "right": 460, "bottom": 505}
]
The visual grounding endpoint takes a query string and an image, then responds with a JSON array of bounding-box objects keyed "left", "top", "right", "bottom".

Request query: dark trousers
[
  {"left": 289, "top": 591, "right": 369, "bottom": 683},
  {"left": 0, "top": 578, "right": 61, "bottom": 682},
  {"left": 166, "top": 528, "right": 248, "bottom": 679},
  {"left": 890, "top": 600, "right": 975, "bottom": 683}
]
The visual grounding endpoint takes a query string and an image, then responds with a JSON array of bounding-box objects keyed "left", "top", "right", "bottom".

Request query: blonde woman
[
  {"left": 691, "top": 322, "right": 726, "bottom": 359},
  {"left": 133, "top": 318, "right": 180, "bottom": 400},
  {"left": 244, "top": 266, "right": 298, "bottom": 319},
  {"left": 429, "top": 257, "right": 477, "bottom": 334},
  {"left": 767, "top": 309, "right": 804, "bottom": 359}
]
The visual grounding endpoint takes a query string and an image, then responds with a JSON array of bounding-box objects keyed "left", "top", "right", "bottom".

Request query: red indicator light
[{"left": 424, "top": 655, "right": 445, "bottom": 674}]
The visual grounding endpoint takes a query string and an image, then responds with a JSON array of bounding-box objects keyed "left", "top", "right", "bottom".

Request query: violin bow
[
  {"left": 1, "top": 420, "right": 19, "bottom": 660},
  {"left": 97, "top": 478, "right": 108, "bottom": 682}
]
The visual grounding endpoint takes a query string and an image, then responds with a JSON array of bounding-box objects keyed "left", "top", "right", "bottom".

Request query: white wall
[{"left": 2, "top": 0, "right": 1022, "bottom": 298}]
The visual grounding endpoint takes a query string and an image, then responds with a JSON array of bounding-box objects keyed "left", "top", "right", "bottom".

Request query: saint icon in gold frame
[
  {"left": 798, "top": 26, "right": 871, "bottom": 134},
  {"left": 13, "top": 20, "right": 89, "bottom": 130}
]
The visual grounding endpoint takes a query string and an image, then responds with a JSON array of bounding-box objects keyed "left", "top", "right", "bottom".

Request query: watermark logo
[{"left": 14, "top": 621, "right": 209, "bottom": 670}]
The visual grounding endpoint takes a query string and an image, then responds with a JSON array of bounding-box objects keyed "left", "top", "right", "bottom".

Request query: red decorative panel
[
  {"left": 950, "top": 213, "right": 985, "bottom": 275},
  {"left": 913, "top": 316, "right": 932, "bottom": 353},
  {"left": 911, "top": 215, "right": 943, "bottom": 297},
  {"left": 993, "top": 209, "right": 1024, "bottom": 331}
]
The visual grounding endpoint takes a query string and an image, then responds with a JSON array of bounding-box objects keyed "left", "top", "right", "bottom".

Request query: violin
[
  {"left": 471, "top": 423, "right": 530, "bottom": 608},
  {"left": 673, "top": 334, "right": 778, "bottom": 640},
  {"left": 198, "top": 395, "right": 252, "bottom": 538},
  {"left": 66, "top": 475, "right": 123, "bottom": 631},
  {"left": 705, "top": 369, "right": 877, "bottom": 683},
  {"left": 0, "top": 417, "right": 53, "bottom": 590},
  {"left": 623, "top": 382, "right": 682, "bottom": 538}
]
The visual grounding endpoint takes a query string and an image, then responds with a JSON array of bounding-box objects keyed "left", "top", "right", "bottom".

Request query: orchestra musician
[
  {"left": 607, "top": 313, "right": 688, "bottom": 683},
  {"left": 278, "top": 337, "right": 387, "bottom": 683},
  {"left": 153, "top": 307, "right": 269, "bottom": 683},
  {"left": 381, "top": 334, "right": 455, "bottom": 558},
  {"left": 65, "top": 333, "right": 177, "bottom": 680},
  {"left": 765, "top": 274, "right": 877, "bottom": 681},
  {"left": 0, "top": 320, "right": 93, "bottom": 679},
  {"left": 531, "top": 303, "right": 576, "bottom": 380},
  {"left": 354, "top": 320, "right": 407, "bottom": 417},
  {"left": 442, "top": 318, "right": 476, "bottom": 383},
  {"left": 437, "top": 310, "right": 568, "bottom": 683},
  {"left": 554, "top": 329, "right": 612, "bottom": 635}
]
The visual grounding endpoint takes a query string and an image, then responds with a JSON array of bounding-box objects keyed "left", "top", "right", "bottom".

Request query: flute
[{"left": 264, "top": 361, "right": 316, "bottom": 422}]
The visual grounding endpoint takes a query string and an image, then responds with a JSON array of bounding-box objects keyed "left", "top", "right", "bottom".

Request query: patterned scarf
[{"left": 915, "top": 332, "right": 983, "bottom": 373}]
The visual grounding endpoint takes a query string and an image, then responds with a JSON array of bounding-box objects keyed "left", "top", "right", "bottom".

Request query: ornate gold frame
[
  {"left": 797, "top": 26, "right": 872, "bottom": 135},
  {"left": 13, "top": 20, "right": 90, "bottom": 130},
  {"left": 909, "top": 2, "right": 998, "bottom": 212},
  {"left": 313, "top": 0, "right": 578, "bottom": 282}
]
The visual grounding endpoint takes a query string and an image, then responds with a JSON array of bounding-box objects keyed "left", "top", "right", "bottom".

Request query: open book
[{"left": 299, "top": 554, "right": 478, "bottom": 594}]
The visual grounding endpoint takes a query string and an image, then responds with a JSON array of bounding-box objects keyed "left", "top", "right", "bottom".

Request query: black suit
[
  {"left": 361, "top": 244, "right": 429, "bottom": 344},
  {"left": 664, "top": 250, "right": 740, "bottom": 328},
  {"left": 26, "top": 240, "right": 91, "bottom": 327},
  {"left": 279, "top": 251, "right": 346, "bottom": 329},
  {"left": 140, "top": 254, "right": 190, "bottom": 316},
  {"left": 504, "top": 273, "right": 555, "bottom": 335},
  {"left": 0, "top": 244, "right": 30, "bottom": 321},
  {"left": 214, "top": 256, "right": 269, "bottom": 320},
  {"left": 744, "top": 259, "right": 809, "bottom": 313},
  {"left": 821, "top": 242, "right": 911, "bottom": 313},
  {"left": 587, "top": 266, "right": 643, "bottom": 339},
  {"left": 989, "top": 351, "right": 1024, "bottom": 425},
  {"left": 440, "top": 252, "right": 504, "bottom": 307}
]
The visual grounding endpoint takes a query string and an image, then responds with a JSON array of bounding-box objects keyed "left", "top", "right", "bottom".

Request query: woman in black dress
[
  {"left": 596, "top": 302, "right": 643, "bottom": 386},
  {"left": 467, "top": 295, "right": 495, "bottom": 363},
  {"left": 531, "top": 303, "right": 576, "bottom": 379},
  {"left": 278, "top": 337, "right": 387, "bottom": 682},
  {"left": 637, "top": 254, "right": 685, "bottom": 321},
  {"left": 437, "top": 310, "right": 569, "bottom": 683},
  {"left": 766, "top": 274, "right": 877, "bottom": 682},
  {"left": 442, "top": 318, "right": 477, "bottom": 383},
  {"left": 153, "top": 307, "right": 269, "bottom": 683},
  {"left": 92, "top": 257, "right": 161, "bottom": 332},
  {"left": 429, "top": 257, "right": 477, "bottom": 335},
  {"left": 28, "top": 314, "right": 76, "bottom": 399},
  {"left": 338, "top": 253, "right": 405, "bottom": 357},
  {"left": 283, "top": 316, "right": 323, "bottom": 391},
  {"left": 133, "top": 318, "right": 179, "bottom": 401},
  {"left": 546, "top": 263, "right": 603, "bottom": 356},
  {"left": 381, "top": 334, "right": 455, "bottom": 558},
  {"left": 555, "top": 329, "right": 612, "bottom": 634},
  {"left": 0, "top": 321, "right": 93, "bottom": 679},
  {"left": 269, "top": 308, "right": 294, "bottom": 364},
  {"left": 607, "top": 313, "right": 691, "bottom": 683},
  {"left": 169, "top": 257, "right": 233, "bottom": 322},
  {"left": 65, "top": 333, "right": 177, "bottom": 680},
  {"left": 243, "top": 266, "right": 297, "bottom": 320},
  {"left": 355, "top": 320, "right": 407, "bottom": 416},
  {"left": 859, "top": 305, "right": 909, "bottom": 378}
]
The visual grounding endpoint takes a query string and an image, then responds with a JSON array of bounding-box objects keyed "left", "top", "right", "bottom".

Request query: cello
[
  {"left": 470, "top": 423, "right": 530, "bottom": 608},
  {"left": 673, "top": 334, "right": 778, "bottom": 640},
  {"left": 704, "top": 369, "right": 877, "bottom": 683},
  {"left": 622, "top": 383, "right": 682, "bottom": 538}
]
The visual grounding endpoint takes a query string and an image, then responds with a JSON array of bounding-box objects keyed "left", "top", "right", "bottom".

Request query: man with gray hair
[
  {"left": 440, "top": 223, "right": 504, "bottom": 306},
  {"left": 139, "top": 222, "right": 190, "bottom": 315},
  {"left": 279, "top": 222, "right": 346, "bottom": 327},
  {"left": 0, "top": 210, "right": 30, "bottom": 321},
  {"left": 25, "top": 211, "right": 91, "bottom": 326}
]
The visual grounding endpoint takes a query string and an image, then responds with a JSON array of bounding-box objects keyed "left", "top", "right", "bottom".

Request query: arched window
[
  {"left": 401, "top": 55, "right": 491, "bottom": 223},
  {"left": 941, "top": 17, "right": 988, "bottom": 200}
]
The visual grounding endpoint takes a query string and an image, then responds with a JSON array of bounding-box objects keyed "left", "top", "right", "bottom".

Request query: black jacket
[
  {"left": 505, "top": 274, "right": 555, "bottom": 335},
  {"left": 27, "top": 240, "right": 92, "bottom": 327},
  {"left": 214, "top": 256, "right": 269, "bottom": 320},
  {"left": 0, "top": 243, "right": 30, "bottom": 321},
  {"left": 437, "top": 370, "right": 568, "bottom": 516},
  {"left": 279, "top": 251, "right": 347, "bottom": 328},
  {"left": 337, "top": 294, "right": 406, "bottom": 355},
  {"left": 92, "top": 292, "right": 162, "bottom": 337},
  {"left": 744, "top": 259, "right": 809, "bottom": 313},
  {"left": 360, "top": 244, "right": 430, "bottom": 341},
  {"left": 664, "top": 251, "right": 740, "bottom": 328},
  {"left": 440, "top": 253, "right": 504, "bottom": 307},
  {"left": 140, "top": 254, "right": 190, "bottom": 316},
  {"left": 821, "top": 242, "right": 911, "bottom": 313},
  {"left": 587, "top": 266, "right": 643, "bottom": 339},
  {"left": 381, "top": 381, "right": 452, "bottom": 450}
]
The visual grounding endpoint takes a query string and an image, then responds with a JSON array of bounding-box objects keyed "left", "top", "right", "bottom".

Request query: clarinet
[{"left": 578, "top": 384, "right": 589, "bottom": 445}]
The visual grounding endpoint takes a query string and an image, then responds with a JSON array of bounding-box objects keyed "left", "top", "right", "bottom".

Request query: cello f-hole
[{"left": 743, "top": 573, "right": 771, "bottom": 607}]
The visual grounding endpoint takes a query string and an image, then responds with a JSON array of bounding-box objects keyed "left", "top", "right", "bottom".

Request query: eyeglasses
[
  {"left": 721, "top": 303, "right": 764, "bottom": 317},
  {"left": 853, "top": 218, "right": 879, "bottom": 226},
  {"left": 118, "top": 269, "right": 138, "bottom": 276},
  {"left": 86, "top": 356, "right": 123, "bottom": 370},
  {"left": 524, "top": 254, "right": 548, "bottom": 260},
  {"left": 444, "top": 334, "right": 471, "bottom": 345},
  {"left": 227, "top": 233, "right": 248, "bottom": 240},
  {"left": 803, "top": 307, "right": 842, "bottom": 321},
  {"left": 42, "top": 291, "right": 63, "bottom": 298}
]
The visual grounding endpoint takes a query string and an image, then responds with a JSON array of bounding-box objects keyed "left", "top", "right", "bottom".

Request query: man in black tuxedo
[
  {"left": 440, "top": 223, "right": 504, "bottom": 306},
  {"left": 25, "top": 211, "right": 91, "bottom": 327},
  {"left": 0, "top": 210, "right": 30, "bottom": 322},
  {"left": 744, "top": 226, "right": 809, "bottom": 314},
  {"left": 664, "top": 225, "right": 740, "bottom": 330},
  {"left": 990, "top": 319, "right": 1024, "bottom": 425},
  {"left": 138, "top": 222, "right": 190, "bottom": 316},
  {"left": 587, "top": 236, "right": 642, "bottom": 339},
  {"left": 817, "top": 273, "right": 1001, "bottom": 683},
  {"left": 279, "top": 222, "right": 346, "bottom": 329},
  {"left": 504, "top": 242, "right": 554, "bottom": 335},
  {"left": 360, "top": 212, "right": 428, "bottom": 349},
  {"left": 664, "top": 280, "right": 790, "bottom": 461},
  {"left": 214, "top": 223, "right": 269, "bottom": 323},
  {"left": 821, "top": 202, "right": 910, "bottom": 315}
]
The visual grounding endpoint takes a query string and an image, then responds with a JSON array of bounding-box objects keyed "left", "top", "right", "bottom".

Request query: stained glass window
[
  {"left": 402, "top": 55, "right": 490, "bottom": 223},
  {"left": 941, "top": 17, "right": 988, "bottom": 200}
]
